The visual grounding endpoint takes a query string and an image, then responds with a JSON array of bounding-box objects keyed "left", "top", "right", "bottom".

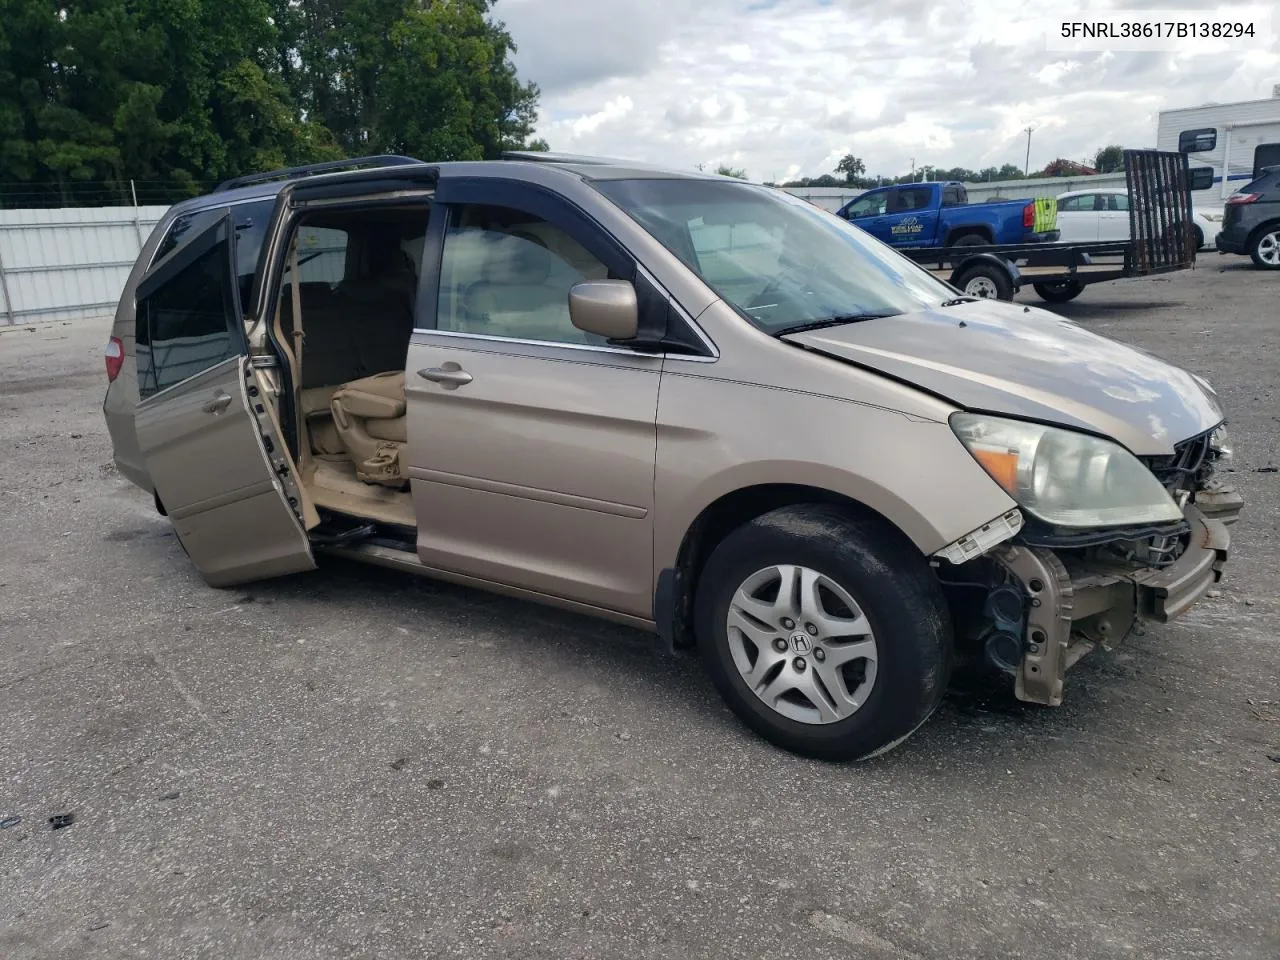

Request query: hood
[{"left": 784, "top": 299, "right": 1222, "bottom": 456}]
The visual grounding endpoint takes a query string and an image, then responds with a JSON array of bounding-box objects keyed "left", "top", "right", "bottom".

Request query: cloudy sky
[{"left": 492, "top": 0, "right": 1280, "bottom": 181}]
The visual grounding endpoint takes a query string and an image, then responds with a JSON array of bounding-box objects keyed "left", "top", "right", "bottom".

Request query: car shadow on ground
[{"left": 208, "top": 547, "right": 1144, "bottom": 773}]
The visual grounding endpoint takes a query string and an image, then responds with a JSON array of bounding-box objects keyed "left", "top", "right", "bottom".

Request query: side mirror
[
  {"left": 568, "top": 280, "right": 638, "bottom": 340},
  {"left": 1188, "top": 167, "right": 1215, "bottom": 191}
]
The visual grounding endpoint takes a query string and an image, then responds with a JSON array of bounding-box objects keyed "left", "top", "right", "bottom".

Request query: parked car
[
  {"left": 1215, "top": 165, "right": 1280, "bottom": 269},
  {"left": 1055, "top": 187, "right": 1221, "bottom": 250},
  {"left": 102, "top": 153, "right": 1241, "bottom": 762},
  {"left": 837, "top": 181, "right": 1059, "bottom": 250}
]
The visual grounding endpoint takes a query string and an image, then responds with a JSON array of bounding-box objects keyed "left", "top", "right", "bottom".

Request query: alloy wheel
[{"left": 1257, "top": 230, "right": 1280, "bottom": 266}]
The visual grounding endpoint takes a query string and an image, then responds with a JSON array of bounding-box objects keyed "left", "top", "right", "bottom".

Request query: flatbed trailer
[{"left": 896, "top": 149, "right": 1204, "bottom": 303}]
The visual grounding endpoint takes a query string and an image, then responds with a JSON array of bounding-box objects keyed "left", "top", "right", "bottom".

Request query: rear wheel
[
  {"left": 1033, "top": 279, "right": 1085, "bottom": 303},
  {"left": 694, "top": 504, "right": 952, "bottom": 761},
  {"left": 956, "top": 262, "right": 1014, "bottom": 301},
  {"left": 1250, "top": 227, "right": 1280, "bottom": 269}
]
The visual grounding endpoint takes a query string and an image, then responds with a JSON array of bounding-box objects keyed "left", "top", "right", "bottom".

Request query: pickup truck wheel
[
  {"left": 956, "top": 262, "right": 1014, "bottom": 301},
  {"left": 1033, "top": 279, "right": 1084, "bottom": 303},
  {"left": 694, "top": 504, "right": 952, "bottom": 762},
  {"left": 1249, "top": 227, "right": 1280, "bottom": 269}
]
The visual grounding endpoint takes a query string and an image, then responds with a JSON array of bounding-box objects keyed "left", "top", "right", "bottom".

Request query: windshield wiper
[{"left": 774, "top": 313, "right": 897, "bottom": 336}]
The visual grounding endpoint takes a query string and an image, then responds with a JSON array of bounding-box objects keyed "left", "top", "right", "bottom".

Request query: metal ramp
[{"left": 1124, "top": 149, "right": 1197, "bottom": 276}]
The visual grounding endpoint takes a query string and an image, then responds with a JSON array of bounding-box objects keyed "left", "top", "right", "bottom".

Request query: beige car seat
[{"left": 329, "top": 371, "right": 409, "bottom": 487}]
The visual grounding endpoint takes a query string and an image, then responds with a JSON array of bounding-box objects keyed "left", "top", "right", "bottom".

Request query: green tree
[
  {"left": 290, "top": 0, "right": 541, "bottom": 162},
  {"left": 835, "top": 153, "right": 865, "bottom": 184},
  {"left": 1094, "top": 144, "right": 1125, "bottom": 173},
  {"left": 715, "top": 164, "right": 747, "bottom": 179},
  {"left": 0, "top": 0, "right": 545, "bottom": 206},
  {"left": 378, "top": 0, "right": 540, "bottom": 160}
]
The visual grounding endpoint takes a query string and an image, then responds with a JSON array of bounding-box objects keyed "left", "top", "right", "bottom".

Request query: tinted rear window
[
  {"left": 1239, "top": 171, "right": 1279, "bottom": 196},
  {"left": 154, "top": 198, "right": 277, "bottom": 309}
]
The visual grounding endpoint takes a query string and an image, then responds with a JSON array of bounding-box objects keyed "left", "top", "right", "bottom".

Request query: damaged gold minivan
[{"left": 102, "top": 154, "right": 1243, "bottom": 760}]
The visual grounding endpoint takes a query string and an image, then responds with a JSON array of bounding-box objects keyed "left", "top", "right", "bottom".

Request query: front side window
[
  {"left": 1109, "top": 194, "right": 1130, "bottom": 212},
  {"left": 1057, "top": 195, "right": 1091, "bottom": 212},
  {"left": 436, "top": 203, "right": 612, "bottom": 345},
  {"left": 137, "top": 236, "right": 240, "bottom": 398},
  {"left": 593, "top": 178, "right": 958, "bottom": 335},
  {"left": 843, "top": 192, "right": 887, "bottom": 218}
]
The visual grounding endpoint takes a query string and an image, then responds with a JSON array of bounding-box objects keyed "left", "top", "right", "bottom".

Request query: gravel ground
[{"left": 1, "top": 256, "right": 1277, "bottom": 960}]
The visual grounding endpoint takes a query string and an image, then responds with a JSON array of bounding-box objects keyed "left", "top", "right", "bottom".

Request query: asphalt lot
[{"left": 2, "top": 256, "right": 1277, "bottom": 960}]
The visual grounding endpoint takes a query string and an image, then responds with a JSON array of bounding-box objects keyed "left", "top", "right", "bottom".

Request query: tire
[
  {"left": 1249, "top": 226, "right": 1280, "bottom": 270},
  {"left": 1032, "top": 279, "right": 1084, "bottom": 303},
  {"left": 945, "top": 232, "right": 988, "bottom": 269},
  {"left": 955, "top": 262, "right": 1014, "bottom": 301},
  {"left": 694, "top": 504, "right": 953, "bottom": 762},
  {"left": 1192, "top": 225, "right": 1204, "bottom": 251}
]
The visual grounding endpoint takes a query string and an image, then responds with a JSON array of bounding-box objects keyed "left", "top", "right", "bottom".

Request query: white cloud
[
  {"left": 495, "top": 0, "right": 1280, "bottom": 181},
  {"left": 569, "top": 96, "right": 635, "bottom": 137}
]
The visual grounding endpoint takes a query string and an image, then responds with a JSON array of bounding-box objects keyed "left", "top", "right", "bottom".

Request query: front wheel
[
  {"left": 694, "top": 504, "right": 953, "bottom": 761},
  {"left": 1250, "top": 227, "right": 1280, "bottom": 270},
  {"left": 1033, "top": 279, "right": 1084, "bottom": 303}
]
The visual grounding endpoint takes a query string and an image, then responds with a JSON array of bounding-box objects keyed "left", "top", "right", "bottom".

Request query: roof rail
[
  {"left": 501, "top": 150, "right": 619, "bottom": 165},
  {"left": 213, "top": 155, "right": 423, "bottom": 193}
]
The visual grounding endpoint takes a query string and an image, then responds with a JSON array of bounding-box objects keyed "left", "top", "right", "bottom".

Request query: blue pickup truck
[{"left": 837, "top": 181, "right": 1059, "bottom": 249}]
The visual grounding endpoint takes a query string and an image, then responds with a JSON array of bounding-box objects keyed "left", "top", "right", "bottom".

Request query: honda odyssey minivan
[{"left": 102, "top": 153, "right": 1243, "bottom": 760}]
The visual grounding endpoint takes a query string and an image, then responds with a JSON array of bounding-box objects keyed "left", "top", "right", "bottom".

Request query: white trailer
[{"left": 1156, "top": 91, "right": 1280, "bottom": 206}]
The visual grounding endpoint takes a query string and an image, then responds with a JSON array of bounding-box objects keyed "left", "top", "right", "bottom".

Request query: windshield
[{"left": 592, "top": 178, "right": 958, "bottom": 334}]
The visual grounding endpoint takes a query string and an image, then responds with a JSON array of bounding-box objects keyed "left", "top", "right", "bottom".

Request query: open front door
[{"left": 133, "top": 210, "right": 315, "bottom": 587}]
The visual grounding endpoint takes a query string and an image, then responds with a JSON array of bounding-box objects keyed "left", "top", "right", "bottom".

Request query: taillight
[
  {"left": 1227, "top": 193, "right": 1260, "bottom": 205},
  {"left": 1023, "top": 202, "right": 1035, "bottom": 229},
  {"left": 105, "top": 336, "right": 124, "bottom": 382}
]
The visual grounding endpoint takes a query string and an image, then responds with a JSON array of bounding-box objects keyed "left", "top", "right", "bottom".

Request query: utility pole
[
  {"left": 910, "top": 157, "right": 916, "bottom": 178},
  {"left": 1024, "top": 126, "right": 1035, "bottom": 176}
]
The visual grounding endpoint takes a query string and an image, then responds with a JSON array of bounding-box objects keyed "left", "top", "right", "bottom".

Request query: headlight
[
  {"left": 1201, "top": 212, "right": 1224, "bottom": 222},
  {"left": 950, "top": 414, "right": 1183, "bottom": 528},
  {"left": 1210, "top": 424, "right": 1233, "bottom": 462}
]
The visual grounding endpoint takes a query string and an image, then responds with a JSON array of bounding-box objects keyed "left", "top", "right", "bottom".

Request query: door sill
[
  {"left": 316, "top": 541, "right": 656, "bottom": 633},
  {"left": 308, "top": 509, "right": 415, "bottom": 551}
]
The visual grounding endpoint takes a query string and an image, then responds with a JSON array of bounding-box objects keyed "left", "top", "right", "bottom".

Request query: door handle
[
  {"left": 202, "top": 391, "right": 233, "bottom": 414},
  {"left": 417, "top": 365, "right": 473, "bottom": 389}
]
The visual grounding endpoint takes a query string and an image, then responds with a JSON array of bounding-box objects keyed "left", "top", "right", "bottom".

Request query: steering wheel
[{"left": 746, "top": 274, "right": 786, "bottom": 310}]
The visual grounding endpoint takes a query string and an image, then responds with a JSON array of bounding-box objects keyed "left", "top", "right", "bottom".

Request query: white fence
[
  {"left": 963, "top": 172, "right": 1129, "bottom": 203},
  {"left": 0, "top": 204, "right": 169, "bottom": 325}
]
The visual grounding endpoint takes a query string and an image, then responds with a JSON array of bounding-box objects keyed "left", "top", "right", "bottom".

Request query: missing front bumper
[{"left": 995, "top": 506, "right": 1230, "bottom": 706}]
